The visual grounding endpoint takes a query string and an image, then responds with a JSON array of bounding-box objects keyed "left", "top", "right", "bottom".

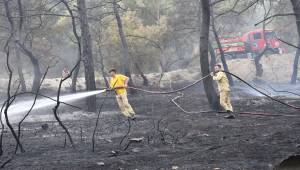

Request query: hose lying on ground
[
  {"left": 268, "top": 85, "right": 300, "bottom": 97},
  {"left": 171, "top": 93, "right": 298, "bottom": 117},
  {"left": 222, "top": 71, "right": 300, "bottom": 111}
]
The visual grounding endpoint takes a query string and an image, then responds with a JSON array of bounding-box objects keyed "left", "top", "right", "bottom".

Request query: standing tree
[
  {"left": 113, "top": 0, "right": 135, "bottom": 93},
  {"left": 291, "top": 0, "right": 300, "bottom": 84},
  {"left": 211, "top": 7, "right": 234, "bottom": 86},
  {"left": 61, "top": 0, "right": 82, "bottom": 92},
  {"left": 15, "top": 0, "right": 26, "bottom": 92},
  {"left": 199, "top": 0, "right": 220, "bottom": 110},
  {"left": 77, "top": 0, "right": 97, "bottom": 111}
]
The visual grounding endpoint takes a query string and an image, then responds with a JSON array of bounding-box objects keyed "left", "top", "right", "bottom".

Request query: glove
[{"left": 106, "top": 88, "right": 114, "bottom": 92}]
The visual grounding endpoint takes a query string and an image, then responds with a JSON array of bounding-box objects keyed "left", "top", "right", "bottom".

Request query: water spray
[{"left": 1, "top": 90, "right": 106, "bottom": 117}]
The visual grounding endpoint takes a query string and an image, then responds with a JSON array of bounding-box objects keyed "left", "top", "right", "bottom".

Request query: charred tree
[
  {"left": 254, "top": 48, "right": 267, "bottom": 77},
  {"left": 199, "top": 0, "right": 220, "bottom": 110},
  {"left": 254, "top": 1, "right": 271, "bottom": 78},
  {"left": 113, "top": 0, "right": 136, "bottom": 94},
  {"left": 211, "top": 20, "right": 234, "bottom": 86},
  {"left": 15, "top": 48, "right": 26, "bottom": 92},
  {"left": 5, "top": 0, "right": 27, "bottom": 92},
  {"left": 3, "top": 0, "right": 25, "bottom": 152},
  {"left": 71, "top": 58, "right": 81, "bottom": 92},
  {"left": 291, "top": 0, "right": 300, "bottom": 84},
  {"left": 16, "top": 41, "right": 42, "bottom": 93},
  {"left": 16, "top": 0, "right": 26, "bottom": 92},
  {"left": 135, "top": 63, "right": 149, "bottom": 86},
  {"left": 77, "top": 0, "right": 97, "bottom": 111},
  {"left": 61, "top": 0, "right": 82, "bottom": 92},
  {"left": 97, "top": 43, "right": 109, "bottom": 88},
  {"left": 95, "top": 28, "right": 109, "bottom": 88}
]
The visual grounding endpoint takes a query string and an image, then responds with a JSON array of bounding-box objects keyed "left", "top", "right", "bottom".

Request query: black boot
[{"left": 224, "top": 110, "right": 235, "bottom": 119}]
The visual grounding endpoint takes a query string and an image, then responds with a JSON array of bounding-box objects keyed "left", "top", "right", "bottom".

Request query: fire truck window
[
  {"left": 265, "top": 32, "right": 275, "bottom": 39},
  {"left": 253, "top": 33, "right": 262, "bottom": 40}
]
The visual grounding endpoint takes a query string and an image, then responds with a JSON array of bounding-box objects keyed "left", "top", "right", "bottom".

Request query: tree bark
[
  {"left": 113, "top": 0, "right": 136, "bottom": 94},
  {"left": 199, "top": 0, "right": 220, "bottom": 110},
  {"left": 77, "top": 0, "right": 96, "bottom": 112},
  {"left": 291, "top": 0, "right": 300, "bottom": 84}
]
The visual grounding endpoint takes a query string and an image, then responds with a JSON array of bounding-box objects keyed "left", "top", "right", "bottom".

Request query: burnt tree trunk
[
  {"left": 135, "top": 63, "right": 149, "bottom": 86},
  {"left": 113, "top": 0, "right": 136, "bottom": 94},
  {"left": 254, "top": 49, "right": 266, "bottom": 77},
  {"left": 77, "top": 0, "right": 96, "bottom": 112},
  {"left": 199, "top": 0, "right": 220, "bottom": 110},
  {"left": 71, "top": 56, "right": 80, "bottom": 92},
  {"left": 16, "top": 41, "right": 41, "bottom": 93},
  {"left": 291, "top": 0, "right": 300, "bottom": 84},
  {"left": 62, "top": 0, "right": 82, "bottom": 92},
  {"left": 97, "top": 43, "right": 109, "bottom": 88},
  {"left": 211, "top": 21, "right": 234, "bottom": 86},
  {"left": 291, "top": 41, "right": 300, "bottom": 84},
  {"left": 15, "top": 45, "right": 26, "bottom": 92},
  {"left": 16, "top": 0, "right": 26, "bottom": 92}
]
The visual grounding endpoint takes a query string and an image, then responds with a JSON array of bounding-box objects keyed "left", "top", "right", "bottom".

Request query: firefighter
[
  {"left": 210, "top": 64, "right": 235, "bottom": 119},
  {"left": 108, "top": 69, "right": 136, "bottom": 119}
]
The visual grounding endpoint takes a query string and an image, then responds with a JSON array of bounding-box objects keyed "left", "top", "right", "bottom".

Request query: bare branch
[{"left": 254, "top": 13, "right": 296, "bottom": 26}]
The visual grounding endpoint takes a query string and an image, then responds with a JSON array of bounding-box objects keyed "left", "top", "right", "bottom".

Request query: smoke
[{"left": 234, "top": 83, "right": 300, "bottom": 98}]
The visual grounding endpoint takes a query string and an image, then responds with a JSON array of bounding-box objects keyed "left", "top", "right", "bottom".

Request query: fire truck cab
[{"left": 216, "top": 29, "right": 284, "bottom": 59}]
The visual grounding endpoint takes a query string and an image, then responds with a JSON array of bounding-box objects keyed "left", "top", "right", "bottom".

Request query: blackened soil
[{"left": 1, "top": 85, "right": 300, "bottom": 170}]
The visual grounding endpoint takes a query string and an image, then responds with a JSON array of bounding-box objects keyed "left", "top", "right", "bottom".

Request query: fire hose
[
  {"left": 106, "top": 71, "right": 300, "bottom": 112},
  {"left": 106, "top": 74, "right": 211, "bottom": 94}
]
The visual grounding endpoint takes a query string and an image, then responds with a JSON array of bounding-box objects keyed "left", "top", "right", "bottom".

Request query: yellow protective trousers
[
  {"left": 220, "top": 90, "right": 233, "bottom": 112},
  {"left": 116, "top": 93, "right": 135, "bottom": 118}
]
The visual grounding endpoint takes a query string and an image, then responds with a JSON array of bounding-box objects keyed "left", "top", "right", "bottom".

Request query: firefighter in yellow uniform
[
  {"left": 109, "top": 69, "right": 136, "bottom": 119},
  {"left": 211, "top": 64, "right": 234, "bottom": 119}
]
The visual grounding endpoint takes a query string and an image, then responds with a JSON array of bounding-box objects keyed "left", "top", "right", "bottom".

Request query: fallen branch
[{"left": 0, "top": 157, "right": 13, "bottom": 169}]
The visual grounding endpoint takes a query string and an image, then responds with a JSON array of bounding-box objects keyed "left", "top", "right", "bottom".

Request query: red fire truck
[{"left": 215, "top": 29, "right": 284, "bottom": 59}]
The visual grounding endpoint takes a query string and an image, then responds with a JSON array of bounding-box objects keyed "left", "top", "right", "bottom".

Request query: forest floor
[{"left": 1, "top": 82, "right": 300, "bottom": 170}]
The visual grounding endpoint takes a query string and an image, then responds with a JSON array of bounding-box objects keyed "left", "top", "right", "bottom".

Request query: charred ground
[{"left": 1, "top": 84, "right": 300, "bottom": 170}]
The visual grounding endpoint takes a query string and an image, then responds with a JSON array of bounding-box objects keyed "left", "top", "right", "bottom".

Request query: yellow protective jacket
[
  {"left": 109, "top": 74, "right": 128, "bottom": 94},
  {"left": 212, "top": 71, "right": 230, "bottom": 92}
]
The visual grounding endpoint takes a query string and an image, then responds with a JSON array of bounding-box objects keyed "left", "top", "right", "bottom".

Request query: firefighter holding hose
[
  {"left": 108, "top": 69, "right": 136, "bottom": 120},
  {"left": 210, "top": 64, "right": 235, "bottom": 119}
]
